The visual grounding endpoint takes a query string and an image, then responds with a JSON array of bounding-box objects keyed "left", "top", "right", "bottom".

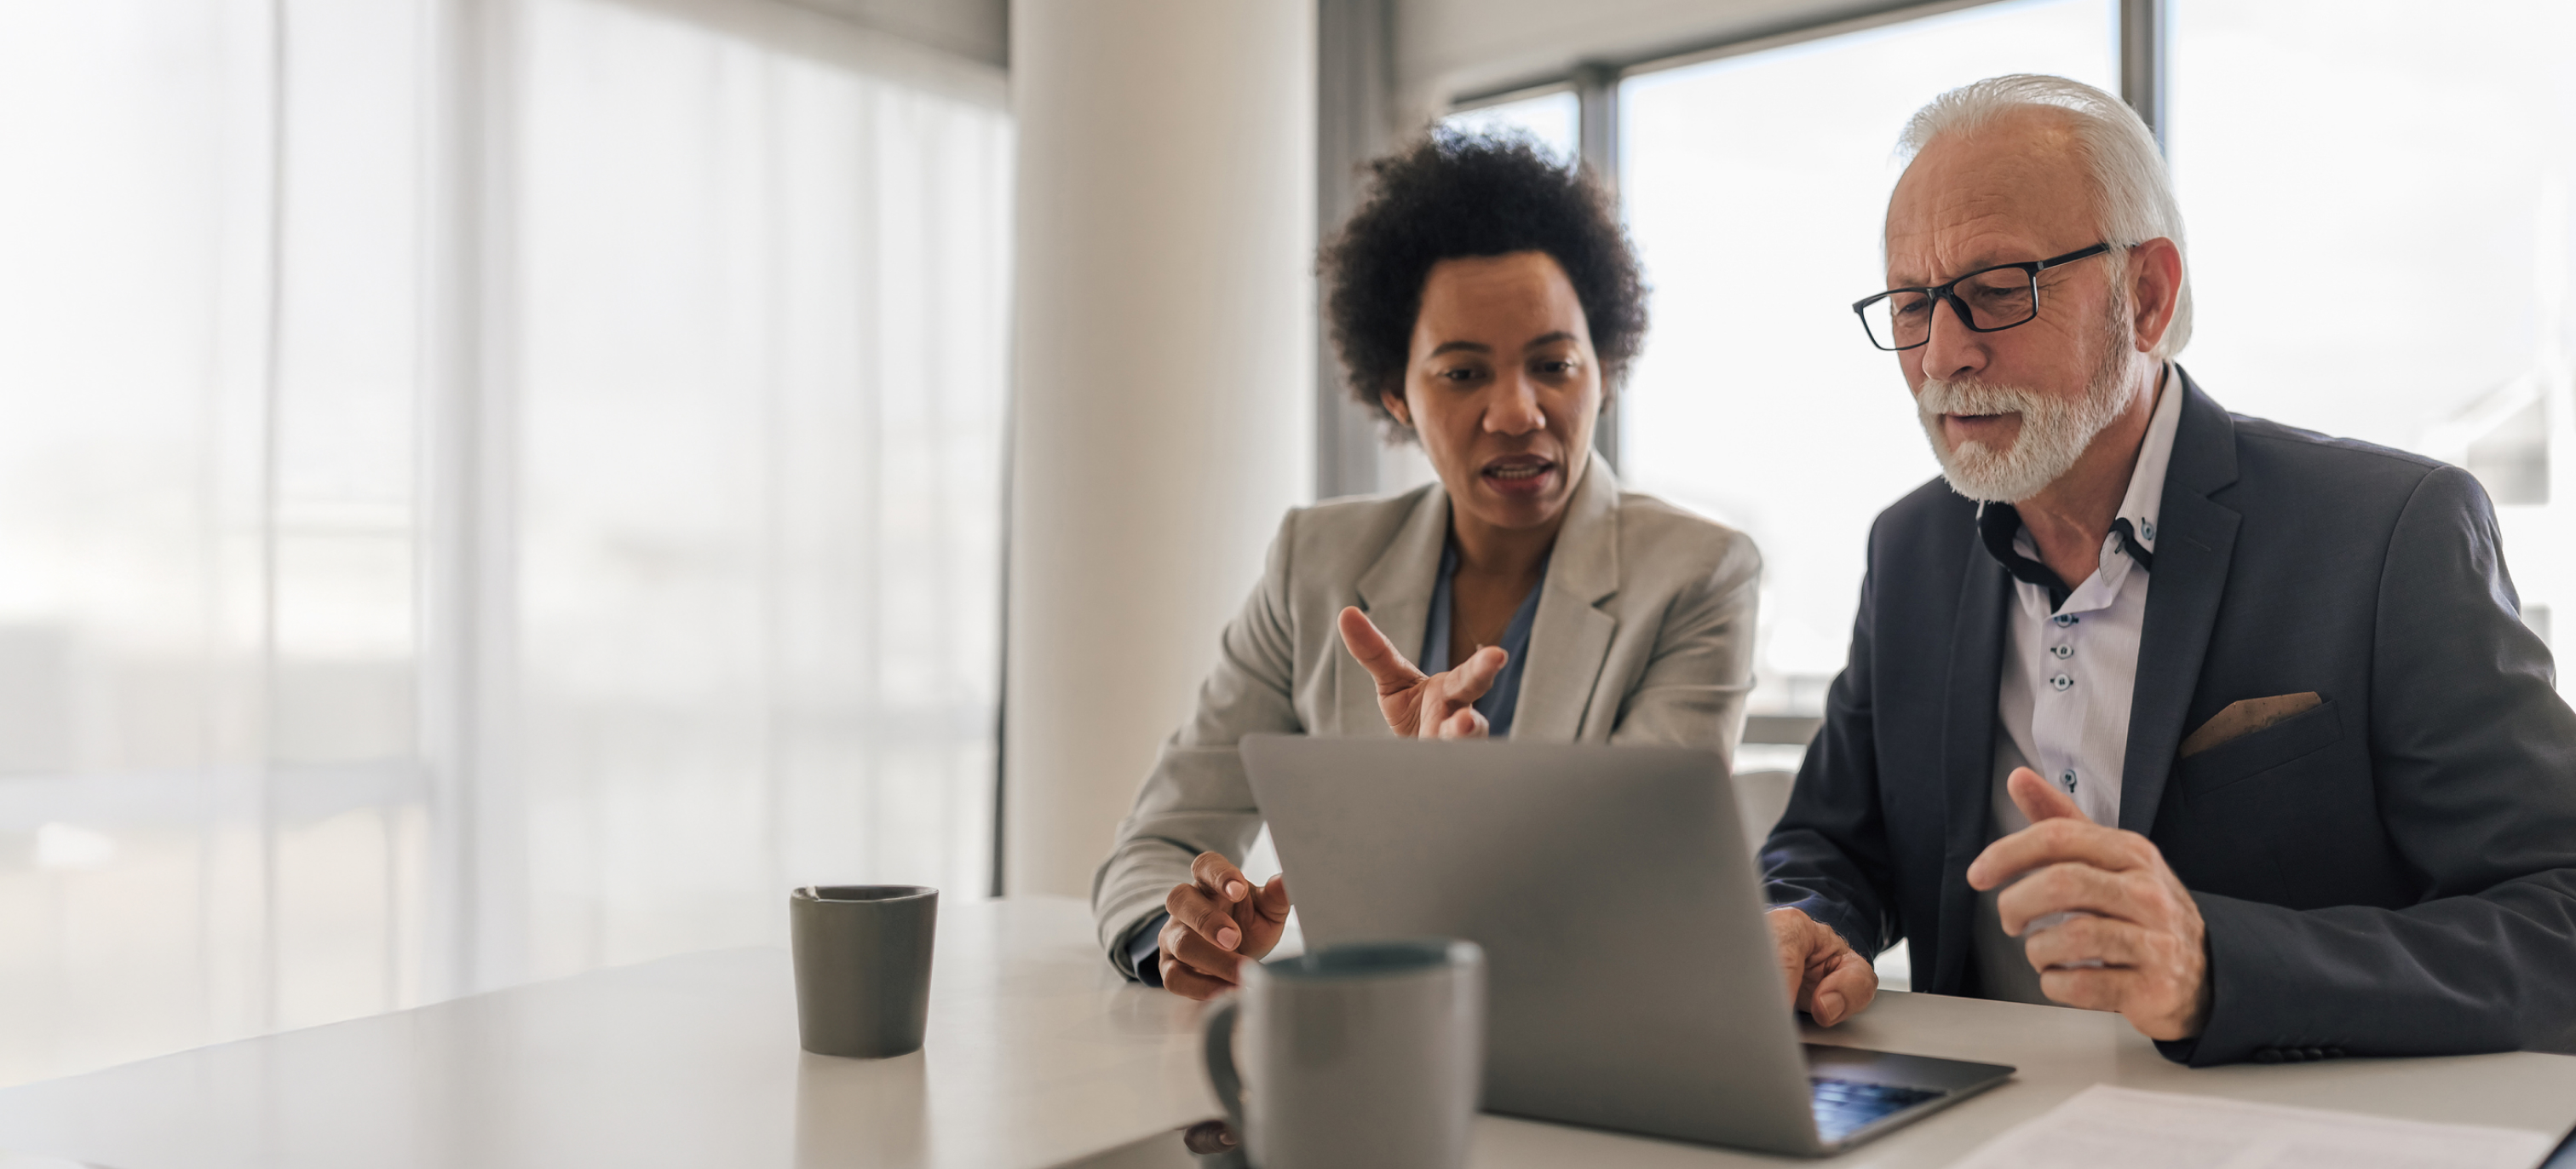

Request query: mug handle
[{"left": 1202, "top": 998, "right": 1246, "bottom": 1136}]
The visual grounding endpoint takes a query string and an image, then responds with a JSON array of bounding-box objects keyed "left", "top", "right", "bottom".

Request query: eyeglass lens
[{"left": 1860, "top": 268, "right": 2041, "bottom": 350}]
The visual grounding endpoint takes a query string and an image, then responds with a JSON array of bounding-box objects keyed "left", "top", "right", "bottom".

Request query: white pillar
[{"left": 1003, "top": 0, "right": 1316, "bottom": 897}]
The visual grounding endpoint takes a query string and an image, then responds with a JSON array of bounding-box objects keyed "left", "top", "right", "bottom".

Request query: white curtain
[{"left": 0, "top": 0, "right": 1010, "bottom": 1085}]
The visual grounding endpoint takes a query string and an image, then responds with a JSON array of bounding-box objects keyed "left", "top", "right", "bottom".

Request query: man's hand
[
  {"left": 1336, "top": 606, "right": 1505, "bottom": 739},
  {"left": 1156, "top": 851, "right": 1291, "bottom": 1001},
  {"left": 1967, "top": 767, "right": 2211, "bottom": 1041},
  {"left": 1768, "top": 906, "right": 1877, "bottom": 1027}
]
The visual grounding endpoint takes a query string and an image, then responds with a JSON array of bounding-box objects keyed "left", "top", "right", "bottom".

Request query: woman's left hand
[{"left": 1336, "top": 606, "right": 1505, "bottom": 739}]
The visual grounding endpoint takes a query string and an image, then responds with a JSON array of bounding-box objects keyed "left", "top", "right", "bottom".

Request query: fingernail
[
  {"left": 1225, "top": 881, "right": 1247, "bottom": 901},
  {"left": 1817, "top": 993, "right": 1842, "bottom": 1024},
  {"left": 1217, "top": 926, "right": 1239, "bottom": 950}
]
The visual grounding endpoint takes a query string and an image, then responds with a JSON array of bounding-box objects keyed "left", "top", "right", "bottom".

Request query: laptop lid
[{"left": 1239, "top": 734, "right": 1825, "bottom": 1155}]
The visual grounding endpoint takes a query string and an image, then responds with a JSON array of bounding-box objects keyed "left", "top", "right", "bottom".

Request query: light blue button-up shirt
[{"left": 1420, "top": 540, "right": 1548, "bottom": 740}]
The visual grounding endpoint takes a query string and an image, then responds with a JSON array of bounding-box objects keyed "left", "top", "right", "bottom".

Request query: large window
[
  {"left": 510, "top": 0, "right": 1009, "bottom": 992},
  {"left": 0, "top": 0, "right": 1009, "bottom": 1085},
  {"left": 1617, "top": 0, "right": 2119, "bottom": 750},
  {"left": 2168, "top": 0, "right": 2575, "bottom": 666}
]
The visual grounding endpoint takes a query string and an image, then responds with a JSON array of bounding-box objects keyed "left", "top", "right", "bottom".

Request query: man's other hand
[
  {"left": 1156, "top": 851, "right": 1291, "bottom": 1001},
  {"left": 1967, "top": 767, "right": 2211, "bottom": 1041},
  {"left": 1337, "top": 606, "right": 1504, "bottom": 739},
  {"left": 1767, "top": 906, "right": 1877, "bottom": 1028}
]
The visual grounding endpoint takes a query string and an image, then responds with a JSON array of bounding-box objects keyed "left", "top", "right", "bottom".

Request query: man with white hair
[{"left": 1760, "top": 74, "right": 2576, "bottom": 1064}]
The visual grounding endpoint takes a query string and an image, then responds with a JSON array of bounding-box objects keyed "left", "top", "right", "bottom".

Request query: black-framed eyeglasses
[{"left": 1850, "top": 242, "right": 2116, "bottom": 352}]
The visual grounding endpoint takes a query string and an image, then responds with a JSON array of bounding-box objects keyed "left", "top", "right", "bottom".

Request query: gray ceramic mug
[
  {"left": 790, "top": 885, "right": 936, "bottom": 1058},
  {"left": 1204, "top": 938, "right": 1485, "bottom": 1169}
]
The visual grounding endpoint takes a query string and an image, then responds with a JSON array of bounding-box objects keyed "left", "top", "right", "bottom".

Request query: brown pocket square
[{"left": 2180, "top": 692, "right": 2323, "bottom": 758}]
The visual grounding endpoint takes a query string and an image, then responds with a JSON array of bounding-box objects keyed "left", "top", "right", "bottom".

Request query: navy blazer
[{"left": 1762, "top": 369, "right": 2576, "bottom": 1066}]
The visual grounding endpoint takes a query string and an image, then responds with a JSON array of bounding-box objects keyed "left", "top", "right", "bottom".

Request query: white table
[{"left": 0, "top": 896, "right": 2567, "bottom": 1169}]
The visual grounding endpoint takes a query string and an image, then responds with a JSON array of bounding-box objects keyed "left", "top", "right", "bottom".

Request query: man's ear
[
  {"left": 1380, "top": 387, "right": 1412, "bottom": 429},
  {"left": 2128, "top": 237, "right": 2184, "bottom": 354}
]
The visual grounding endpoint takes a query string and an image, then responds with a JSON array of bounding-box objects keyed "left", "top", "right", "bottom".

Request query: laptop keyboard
[{"left": 1810, "top": 1076, "right": 1946, "bottom": 1143}]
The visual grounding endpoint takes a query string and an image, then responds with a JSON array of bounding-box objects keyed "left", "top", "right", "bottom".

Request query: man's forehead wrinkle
[
  {"left": 1890, "top": 227, "right": 2038, "bottom": 287},
  {"left": 1887, "top": 192, "right": 2058, "bottom": 284},
  {"left": 1883, "top": 121, "right": 2097, "bottom": 285}
]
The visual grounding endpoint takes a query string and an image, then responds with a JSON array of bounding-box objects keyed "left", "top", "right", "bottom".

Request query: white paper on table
[{"left": 1945, "top": 1084, "right": 2562, "bottom": 1169}]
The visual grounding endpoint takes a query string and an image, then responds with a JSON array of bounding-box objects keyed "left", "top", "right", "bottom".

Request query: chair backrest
[{"left": 1731, "top": 769, "right": 1796, "bottom": 855}]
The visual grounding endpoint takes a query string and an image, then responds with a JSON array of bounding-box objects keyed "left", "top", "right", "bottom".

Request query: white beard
[{"left": 1916, "top": 308, "right": 2141, "bottom": 504}]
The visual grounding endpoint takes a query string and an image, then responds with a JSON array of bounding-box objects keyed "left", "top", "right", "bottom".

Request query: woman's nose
[{"left": 1486, "top": 377, "right": 1545, "bottom": 434}]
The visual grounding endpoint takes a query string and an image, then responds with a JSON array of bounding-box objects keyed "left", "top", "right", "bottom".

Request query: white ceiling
[
  {"left": 789, "top": 0, "right": 1007, "bottom": 66},
  {"left": 1395, "top": 0, "right": 1949, "bottom": 113},
  {"left": 896, "top": 1, "right": 1956, "bottom": 118}
]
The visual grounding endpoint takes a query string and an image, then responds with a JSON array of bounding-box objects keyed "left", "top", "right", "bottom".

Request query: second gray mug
[
  {"left": 1204, "top": 938, "right": 1485, "bottom": 1169},
  {"left": 790, "top": 884, "right": 936, "bottom": 1058}
]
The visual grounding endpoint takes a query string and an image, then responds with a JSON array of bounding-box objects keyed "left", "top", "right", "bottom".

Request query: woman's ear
[{"left": 1380, "top": 387, "right": 1413, "bottom": 429}]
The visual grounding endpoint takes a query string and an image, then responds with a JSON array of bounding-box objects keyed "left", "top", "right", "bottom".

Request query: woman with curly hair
[{"left": 1091, "top": 130, "right": 1762, "bottom": 1000}]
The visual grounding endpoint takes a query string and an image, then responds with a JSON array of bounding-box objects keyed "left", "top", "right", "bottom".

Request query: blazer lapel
[
  {"left": 1514, "top": 459, "right": 1621, "bottom": 742},
  {"left": 1937, "top": 523, "right": 2011, "bottom": 992},
  {"left": 1338, "top": 484, "right": 1451, "bottom": 735},
  {"left": 2118, "top": 369, "right": 2243, "bottom": 834}
]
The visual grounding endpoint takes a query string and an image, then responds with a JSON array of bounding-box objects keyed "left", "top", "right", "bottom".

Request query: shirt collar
[
  {"left": 2116, "top": 362, "right": 2183, "bottom": 556},
  {"left": 1979, "top": 363, "right": 2182, "bottom": 614}
]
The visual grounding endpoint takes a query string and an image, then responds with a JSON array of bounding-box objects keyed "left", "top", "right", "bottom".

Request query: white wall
[{"left": 1004, "top": 0, "right": 1317, "bottom": 897}]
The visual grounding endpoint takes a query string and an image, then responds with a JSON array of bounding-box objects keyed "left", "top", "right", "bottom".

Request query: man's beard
[{"left": 1916, "top": 300, "right": 2142, "bottom": 504}]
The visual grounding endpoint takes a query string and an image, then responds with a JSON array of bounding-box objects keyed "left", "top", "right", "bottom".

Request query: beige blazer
[{"left": 1089, "top": 460, "right": 1761, "bottom": 965}]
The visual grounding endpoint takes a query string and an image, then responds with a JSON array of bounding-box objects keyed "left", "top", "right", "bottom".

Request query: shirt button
[
  {"left": 2141, "top": 520, "right": 2156, "bottom": 541},
  {"left": 2050, "top": 644, "right": 2072, "bottom": 659},
  {"left": 2050, "top": 675, "right": 2073, "bottom": 691},
  {"left": 2052, "top": 613, "right": 2079, "bottom": 627},
  {"left": 2060, "top": 769, "right": 2078, "bottom": 792}
]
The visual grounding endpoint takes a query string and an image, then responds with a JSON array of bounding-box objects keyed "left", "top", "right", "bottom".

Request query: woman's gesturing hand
[
  {"left": 1157, "top": 851, "right": 1292, "bottom": 1001},
  {"left": 1336, "top": 606, "right": 1505, "bottom": 739}
]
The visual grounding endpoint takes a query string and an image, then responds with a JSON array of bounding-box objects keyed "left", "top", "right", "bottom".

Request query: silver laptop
[{"left": 1239, "top": 734, "right": 2013, "bottom": 1157}]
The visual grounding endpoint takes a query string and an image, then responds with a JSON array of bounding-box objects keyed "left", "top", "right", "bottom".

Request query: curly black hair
[{"left": 1321, "top": 129, "right": 1648, "bottom": 432}]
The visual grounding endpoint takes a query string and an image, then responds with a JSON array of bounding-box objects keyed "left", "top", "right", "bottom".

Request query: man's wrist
[
  {"left": 2143, "top": 936, "right": 2215, "bottom": 1041},
  {"left": 2180, "top": 936, "right": 2215, "bottom": 1037}
]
